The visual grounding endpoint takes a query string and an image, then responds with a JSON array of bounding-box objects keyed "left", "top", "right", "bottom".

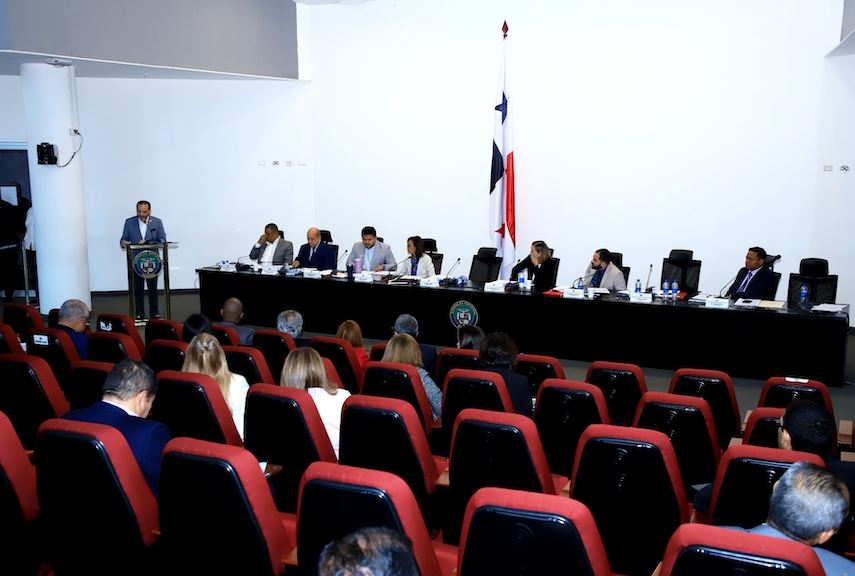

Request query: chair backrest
[
  {"left": 742, "top": 407, "right": 786, "bottom": 448},
  {"left": 446, "top": 408, "right": 556, "bottom": 545},
  {"left": 534, "top": 379, "right": 610, "bottom": 477},
  {"left": 571, "top": 424, "right": 689, "bottom": 576},
  {"left": 436, "top": 347, "right": 482, "bottom": 385},
  {"left": 96, "top": 313, "right": 145, "bottom": 355},
  {"left": 458, "top": 487, "right": 612, "bottom": 576},
  {"left": 310, "top": 336, "right": 362, "bottom": 393},
  {"left": 799, "top": 257, "right": 829, "bottom": 277},
  {"left": 339, "top": 395, "right": 439, "bottom": 524},
  {"left": 633, "top": 391, "right": 720, "bottom": 487},
  {"left": 223, "top": 345, "right": 275, "bottom": 385},
  {"left": 585, "top": 361, "right": 647, "bottom": 426},
  {"left": 88, "top": 331, "right": 143, "bottom": 363},
  {"left": 159, "top": 438, "right": 292, "bottom": 576},
  {"left": 360, "top": 361, "right": 434, "bottom": 432},
  {"left": 709, "top": 444, "right": 825, "bottom": 528},
  {"left": 297, "top": 462, "right": 442, "bottom": 576},
  {"left": 429, "top": 252, "right": 444, "bottom": 274},
  {"left": 66, "top": 360, "right": 114, "bottom": 410},
  {"left": 758, "top": 377, "right": 835, "bottom": 420},
  {"left": 468, "top": 252, "right": 503, "bottom": 284},
  {"left": 212, "top": 323, "right": 240, "bottom": 346},
  {"left": 143, "top": 338, "right": 188, "bottom": 375},
  {"left": 0, "top": 410, "right": 40, "bottom": 576},
  {"left": 423, "top": 238, "right": 438, "bottom": 252},
  {"left": 25, "top": 327, "right": 80, "bottom": 390},
  {"left": 515, "top": 353, "right": 565, "bottom": 396},
  {"left": 0, "top": 353, "right": 69, "bottom": 450},
  {"left": 36, "top": 419, "right": 159, "bottom": 576},
  {"left": 661, "top": 253, "right": 702, "bottom": 295},
  {"left": 0, "top": 322, "right": 24, "bottom": 354},
  {"left": 768, "top": 271, "right": 782, "bottom": 300},
  {"left": 322, "top": 357, "right": 344, "bottom": 388},
  {"left": 2, "top": 303, "right": 45, "bottom": 337},
  {"left": 787, "top": 273, "right": 838, "bottom": 305},
  {"left": 152, "top": 370, "right": 242, "bottom": 446},
  {"left": 441, "top": 368, "right": 514, "bottom": 454},
  {"left": 669, "top": 368, "right": 740, "bottom": 449},
  {"left": 319, "top": 229, "right": 333, "bottom": 243},
  {"left": 243, "top": 384, "right": 336, "bottom": 513},
  {"left": 660, "top": 523, "right": 823, "bottom": 576},
  {"left": 251, "top": 328, "right": 296, "bottom": 382},
  {"left": 144, "top": 318, "right": 183, "bottom": 345},
  {"left": 368, "top": 341, "right": 387, "bottom": 361}
]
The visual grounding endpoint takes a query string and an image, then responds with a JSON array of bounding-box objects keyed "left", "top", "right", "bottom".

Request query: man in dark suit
[
  {"left": 292, "top": 227, "right": 336, "bottom": 270},
  {"left": 63, "top": 359, "right": 171, "bottom": 497},
  {"left": 249, "top": 222, "right": 293, "bottom": 266},
  {"left": 55, "top": 298, "right": 90, "bottom": 360},
  {"left": 120, "top": 200, "right": 167, "bottom": 319},
  {"left": 220, "top": 297, "right": 255, "bottom": 345},
  {"left": 726, "top": 246, "right": 774, "bottom": 300}
]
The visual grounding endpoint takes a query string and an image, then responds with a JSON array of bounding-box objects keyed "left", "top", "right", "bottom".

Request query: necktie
[
  {"left": 310, "top": 247, "right": 315, "bottom": 261},
  {"left": 737, "top": 270, "right": 754, "bottom": 293}
]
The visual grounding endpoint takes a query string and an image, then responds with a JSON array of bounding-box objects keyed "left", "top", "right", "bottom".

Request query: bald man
[
  {"left": 292, "top": 227, "right": 336, "bottom": 270},
  {"left": 219, "top": 297, "right": 255, "bottom": 345}
]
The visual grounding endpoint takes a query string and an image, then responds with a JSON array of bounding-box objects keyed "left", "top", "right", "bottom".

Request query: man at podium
[{"left": 120, "top": 200, "right": 167, "bottom": 319}]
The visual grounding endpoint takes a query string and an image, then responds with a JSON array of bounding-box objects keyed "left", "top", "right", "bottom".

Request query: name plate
[
  {"left": 302, "top": 269, "right": 322, "bottom": 279},
  {"left": 484, "top": 280, "right": 507, "bottom": 292},
  {"left": 705, "top": 297, "right": 730, "bottom": 309},
  {"left": 219, "top": 263, "right": 237, "bottom": 272},
  {"left": 261, "top": 265, "right": 281, "bottom": 275},
  {"left": 563, "top": 288, "right": 585, "bottom": 299},
  {"left": 354, "top": 272, "right": 374, "bottom": 283},
  {"left": 629, "top": 292, "right": 653, "bottom": 303},
  {"left": 419, "top": 277, "right": 440, "bottom": 288}
]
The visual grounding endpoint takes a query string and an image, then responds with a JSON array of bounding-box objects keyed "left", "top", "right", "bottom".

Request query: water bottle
[
  {"left": 671, "top": 279, "right": 679, "bottom": 300},
  {"left": 517, "top": 270, "right": 526, "bottom": 285},
  {"left": 634, "top": 279, "right": 642, "bottom": 293},
  {"left": 799, "top": 283, "right": 809, "bottom": 304}
]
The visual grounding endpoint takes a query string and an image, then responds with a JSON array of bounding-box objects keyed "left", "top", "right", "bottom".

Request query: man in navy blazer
[
  {"left": 726, "top": 246, "right": 774, "bottom": 300},
  {"left": 292, "top": 226, "right": 336, "bottom": 270},
  {"left": 120, "top": 200, "right": 167, "bottom": 319},
  {"left": 63, "top": 359, "right": 171, "bottom": 497}
]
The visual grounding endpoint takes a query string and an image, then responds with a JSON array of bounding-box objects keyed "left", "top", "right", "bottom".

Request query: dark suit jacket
[
  {"left": 63, "top": 401, "right": 171, "bottom": 497},
  {"left": 511, "top": 256, "right": 558, "bottom": 292},
  {"left": 482, "top": 366, "right": 533, "bottom": 417},
  {"left": 120, "top": 216, "right": 167, "bottom": 246},
  {"left": 726, "top": 266, "right": 774, "bottom": 300},
  {"left": 57, "top": 324, "right": 89, "bottom": 360},
  {"left": 295, "top": 242, "right": 336, "bottom": 270},
  {"left": 219, "top": 320, "right": 255, "bottom": 346},
  {"left": 419, "top": 343, "right": 438, "bottom": 381},
  {"left": 249, "top": 239, "right": 293, "bottom": 266}
]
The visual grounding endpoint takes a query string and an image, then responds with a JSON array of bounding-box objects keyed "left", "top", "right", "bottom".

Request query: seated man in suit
[
  {"left": 726, "top": 246, "right": 773, "bottom": 300},
  {"left": 582, "top": 248, "right": 626, "bottom": 291},
  {"left": 219, "top": 297, "right": 255, "bottom": 345},
  {"left": 346, "top": 226, "right": 397, "bottom": 272},
  {"left": 249, "top": 223, "right": 293, "bottom": 266},
  {"left": 55, "top": 298, "right": 90, "bottom": 360},
  {"left": 277, "top": 309, "right": 309, "bottom": 347},
  {"left": 63, "top": 359, "right": 171, "bottom": 497},
  {"left": 292, "top": 227, "right": 336, "bottom": 270}
]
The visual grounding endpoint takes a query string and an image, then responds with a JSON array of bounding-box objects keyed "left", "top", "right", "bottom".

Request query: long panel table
[{"left": 198, "top": 268, "right": 850, "bottom": 386}]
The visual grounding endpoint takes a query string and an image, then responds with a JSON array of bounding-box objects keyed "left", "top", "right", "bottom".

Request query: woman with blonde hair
[
  {"left": 281, "top": 347, "right": 350, "bottom": 458},
  {"left": 336, "top": 319, "right": 368, "bottom": 367},
  {"left": 182, "top": 332, "right": 250, "bottom": 439},
  {"left": 381, "top": 333, "right": 442, "bottom": 421}
]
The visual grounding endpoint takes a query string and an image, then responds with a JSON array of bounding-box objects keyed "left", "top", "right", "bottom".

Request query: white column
[{"left": 20, "top": 63, "right": 91, "bottom": 311}]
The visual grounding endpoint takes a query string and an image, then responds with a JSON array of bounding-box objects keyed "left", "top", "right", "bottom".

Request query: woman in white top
[
  {"left": 281, "top": 347, "right": 350, "bottom": 459},
  {"left": 182, "top": 333, "right": 249, "bottom": 440},
  {"left": 397, "top": 236, "right": 435, "bottom": 278}
]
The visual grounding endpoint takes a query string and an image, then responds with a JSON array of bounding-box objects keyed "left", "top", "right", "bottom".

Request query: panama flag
[{"left": 490, "top": 21, "right": 516, "bottom": 280}]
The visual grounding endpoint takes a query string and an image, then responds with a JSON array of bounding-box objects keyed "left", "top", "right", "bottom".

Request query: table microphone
[
  {"left": 334, "top": 249, "right": 349, "bottom": 271},
  {"left": 444, "top": 257, "right": 462, "bottom": 279},
  {"left": 644, "top": 264, "right": 654, "bottom": 292},
  {"left": 718, "top": 274, "right": 738, "bottom": 298}
]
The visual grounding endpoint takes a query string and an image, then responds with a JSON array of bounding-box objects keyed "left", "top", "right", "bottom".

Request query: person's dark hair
[
  {"left": 479, "top": 332, "right": 518, "bottom": 368},
  {"left": 265, "top": 223, "right": 279, "bottom": 233},
  {"left": 749, "top": 246, "right": 767, "bottom": 261},
  {"left": 183, "top": 313, "right": 212, "bottom": 343},
  {"left": 457, "top": 325, "right": 485, "bottom": 350},
  {"left": 362, "top": 226, "right": 377, "bottom": 237},
  {"left": 767, "top": 461, "right": 849, "bottom": 543},
  {"left": 102, "top": 359, "right": 157, "bottom": 400},
  {"left": 596, "top": 248, "right": 612, "bottom": 264},
  {"left": 318, "top": 527, "right": 418, "bottom": 576},
  {"left": 783, "top": 400, "right": 836, "bottom": 459},
  {"left": 136, "top": 200, "right": 151, "bottom": 210},
  {"left": 407, "top": 236, "right": 425, "bottom": 259},
  {"left": 531, "top": 240, "right": 552, "bottom": 262}
]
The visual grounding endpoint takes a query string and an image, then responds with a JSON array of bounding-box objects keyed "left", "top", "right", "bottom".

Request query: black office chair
[
  {"left": 319, "top": 229, "right": 333, "bottom": 243},
  {"left": 786, "top": 258, "right": 838, "bottom": 305},
  {"left": 661, "top": 249, "right": 702, "bottom": 296},
  {"left": 611, "top": 251, "right": 631, "bottom": 287},
  {"left": 423, "top": 238, "right": 438, "bottom": 253},
  {"left": 469, "top": 248, "right": 502, "bottom": 285},
  {"left": 429, "top": 253, "right": 444, "bottom": 274},
  {"left": 763, "top": 254, "right": 782, "bottom": 300}
]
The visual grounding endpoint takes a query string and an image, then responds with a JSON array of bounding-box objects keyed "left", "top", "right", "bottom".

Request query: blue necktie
[{"left": 738, "top": 270, "right": 754, "bottom": 293}]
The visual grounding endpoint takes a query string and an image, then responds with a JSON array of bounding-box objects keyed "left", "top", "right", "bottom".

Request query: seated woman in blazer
[
  {"left": 397, "top": 236, "right": 436, "bottom": 278},
  {"left": 511, "top": 240, "right": 557, "bottom": 293}
]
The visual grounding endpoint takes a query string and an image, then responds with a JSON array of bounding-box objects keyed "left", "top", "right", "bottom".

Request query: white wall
[{"left": 307, "top": 0, "right": 845, "bottom": 296}]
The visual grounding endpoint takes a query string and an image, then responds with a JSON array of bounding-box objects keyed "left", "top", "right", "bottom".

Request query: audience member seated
[
  {"left": 382, "top": 334, "right": 442, "bottom": 421},
  {"left": 182, "top": 313, "right": 212, "bottom": 343},
  {"left": 479, "top": 332, "right": 532, "bottom": 417},
  {"left": 336, "top": 320, "right": 368, "bottom": 368},
  {"left": 292, "top": 227, "right": 336, "bottom": 270},
  {"left": 345, "top": 225, "right": 398, "bottom": 272},
  {"left": 395, "top": 236, "right": 435, "bottom": 278},
  {"left": 280, "top": 347, "right": 350, "bottom": 458},
  {"left": 219, "top": 297, "right": 254, "bottom": 345},
  {"left": 63, "top": 359, "right": 171, "bottom": 496},
  {"left": 511, "top": 241, "right": 559, "bottom": 292},
  {"left": 249, "top": 222, "right": 293, "bottom": 266},
  {"left": 182, "top": 333, "right": 249, "bottom": 440},
  {"left": 581, "top": 248, "right": 626, "bottom": 291},
  {"left": 393, "top": 314, "right": 437, "bottom": 378},
  {"left": 731, "top": 462, "right": 855, "bottom": 575},
  {"left": 318, "top": 527, "right": 419, "bottom": 576},
  {"left": 56, "top": 299, "right": 90, "bottom": 360},
  {"left": 726, "top": 246, "right": 774, "bottom": 300},
  {"left": 457, "top": 325, "right": 485, "bottom": 350},
  {"left": 277, "top": 309, "right": 308, "bottom": 347}
]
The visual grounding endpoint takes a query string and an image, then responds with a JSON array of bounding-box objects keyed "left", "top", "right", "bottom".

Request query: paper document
[
  {"left": 756, "top": 300, "right": 785, "bottom": 310},
  {"left": 812, "top": 303, "right": 848, "bottom": 313}
]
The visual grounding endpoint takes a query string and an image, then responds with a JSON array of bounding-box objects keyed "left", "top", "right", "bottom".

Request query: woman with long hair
[
  {"left": 382, "top": 333, "right": 442, "bottom": 420},
  {"left": 336, "top": 319, "right": 368, "bottom": 367},
  {"left": 397, "top": 236, "right": 435, "bottom": 278}
]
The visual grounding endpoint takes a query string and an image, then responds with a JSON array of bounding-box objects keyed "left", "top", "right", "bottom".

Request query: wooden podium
[{"left": 125, "top": 242, "right": 178, "bottom": 320}]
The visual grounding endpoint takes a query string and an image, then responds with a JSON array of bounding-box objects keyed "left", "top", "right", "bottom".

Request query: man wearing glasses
[{"left": 55, "top": 298, "right": 90, "bottom": 360}]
